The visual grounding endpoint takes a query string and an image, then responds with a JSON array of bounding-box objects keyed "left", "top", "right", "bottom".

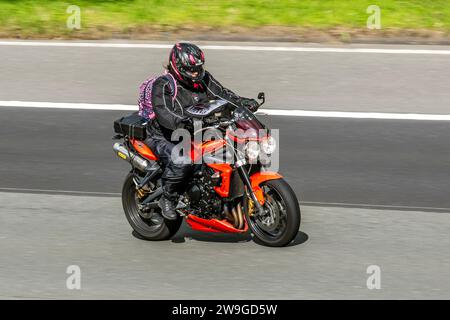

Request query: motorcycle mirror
[{"left": 257, "top": 92, "right": 265, "bottom": 106}]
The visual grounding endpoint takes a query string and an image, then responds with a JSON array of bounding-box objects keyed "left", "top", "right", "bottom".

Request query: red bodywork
[
  {"left": 133, "top": 137, "right": 282, "bottom": 233},
  {"left": 186, "top": 214, "right": 248, "bottom": 233},
  {"left": 131, "top": 138, "right": 158, "bottom": 161},
  {"left": 250, "top": 172, "right": 283, "bottom": 205}
]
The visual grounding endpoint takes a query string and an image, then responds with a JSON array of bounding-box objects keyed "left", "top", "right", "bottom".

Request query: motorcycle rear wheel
[
  {"left": 246, "top": 178, "right": 301, "bottom": 247},
  {"left": 122, "top": 172, "right": 182, "bottom": 241}
]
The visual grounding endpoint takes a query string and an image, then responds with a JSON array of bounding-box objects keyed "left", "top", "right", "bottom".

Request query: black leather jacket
[{"left": 148, "top": 70, "right": 253, "bottom": 140}]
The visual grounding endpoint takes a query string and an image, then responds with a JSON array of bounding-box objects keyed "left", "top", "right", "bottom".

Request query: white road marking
[
  {"left": 302, "top": 201, "right": 450, "bottom": 213},
  {"left": 1, "top": 41, "right": 450, "bottom": 55},
  {"left": 0, "top": 100, "right": 136, "bottom": 111},
  {"left": 0, "top": 187, "right": 120, "bottom": 196},
  {"left": 1, "top": 100, "right": 450, "bottom": 121},
  {"left": 257, "top": 108, "right": 450, "bottom": 121}
]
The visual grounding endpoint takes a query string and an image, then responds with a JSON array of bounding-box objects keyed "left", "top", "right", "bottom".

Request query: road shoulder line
[
  {"left": 2, "top": 101, "right": 450, "bottom": 121},
  {"left": 1, "top": 41, "right": 450, "bottom": 55}
]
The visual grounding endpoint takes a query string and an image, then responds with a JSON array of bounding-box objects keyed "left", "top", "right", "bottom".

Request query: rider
[{"left": 144, "top": 42, "right": 260, "bottom": 221}]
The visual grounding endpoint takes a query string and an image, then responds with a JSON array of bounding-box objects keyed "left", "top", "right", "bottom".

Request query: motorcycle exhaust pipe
[
  {"left": 231, "top": 206, "right": 239, "bottom": 228},
  {"left": 113, "top": 142, "right": 149, "bottom": 172},
  {"left": 237, "top": 203, "right": 244, "bottom": 230},
  {"left": 224, "top": 204, "right": 234, "bottom": 224}
]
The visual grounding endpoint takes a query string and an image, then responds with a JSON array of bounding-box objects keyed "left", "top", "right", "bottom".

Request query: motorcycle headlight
[
  {"left": 244, "top": 141, "right": 260, "bottom": 161},
  {"left": 261, "top": 136, "right": 276, "bottom": 154}
]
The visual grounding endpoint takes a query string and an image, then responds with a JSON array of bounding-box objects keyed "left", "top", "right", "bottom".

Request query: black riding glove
[
  {"left": 177, "top": 116, "right": 194, "bottom": 131},
  {"left": 179, "top": 116, "right": 192, "bottom": 124},
  {"left": 241, "top": 98, "right": 260, "bottom": 112}
]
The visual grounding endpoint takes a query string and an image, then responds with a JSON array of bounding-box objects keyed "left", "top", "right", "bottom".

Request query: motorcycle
[{"left": 112, "top": 92, "right": 301, "bottom": 247}]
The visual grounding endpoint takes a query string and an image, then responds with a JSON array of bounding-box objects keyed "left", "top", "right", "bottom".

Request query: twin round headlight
[
  {"left": 244, "top": 136, "right": 276, "bottom": 161},
  {"left": 261, "top": 136, "right": 277, "bottom": 154}
]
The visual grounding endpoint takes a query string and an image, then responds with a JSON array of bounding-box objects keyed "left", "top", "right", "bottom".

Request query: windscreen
[{"left": 232, "top": 106, "right": 266, "bottom": 139}]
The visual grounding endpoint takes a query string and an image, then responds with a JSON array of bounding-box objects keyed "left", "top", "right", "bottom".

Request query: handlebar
[
  {"left": 192, "top": 91, "right": 266, "bottom": 130},
  {"left": 218, "top": 120, "right": 234, "bottom": 127},
  {"left": 209, "top": 120, "right": 234, "bottom": 130},
  {"left": 257, "top": 92, "right": 265, "bottom": 106}
]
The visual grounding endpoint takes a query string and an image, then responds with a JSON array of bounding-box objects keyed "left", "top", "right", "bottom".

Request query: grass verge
[{"left": 1, "top": 0, "right": 450, "bottom": 41}]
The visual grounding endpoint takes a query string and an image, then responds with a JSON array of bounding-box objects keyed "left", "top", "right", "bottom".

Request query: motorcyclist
[{"left": 143, "top": 42, "right": 260, "bottom": 221}]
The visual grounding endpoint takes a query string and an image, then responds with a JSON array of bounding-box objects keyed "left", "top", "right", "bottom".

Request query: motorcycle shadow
[{"left": 251, "top": 230, "right": 308, "bottom": 248}]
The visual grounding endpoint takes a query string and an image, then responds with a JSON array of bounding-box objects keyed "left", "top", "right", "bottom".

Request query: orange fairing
[
  {"left": 131, "top": 139, "right": 158, "bottom": 161},
  {"left": 250, "top": 172, "right": 283, "bottom": 205},
  {"left": 186, "top": 214, "right": 248, "bottom": 233},
  {"left": 191, "top": 139, "right": 226, "bottom": 163},
  {"left": 207, "top": 163, "right": 232, "bottom": 197},
  {"left": 202, "top": 139, "right": 226, "bottom": 155}
]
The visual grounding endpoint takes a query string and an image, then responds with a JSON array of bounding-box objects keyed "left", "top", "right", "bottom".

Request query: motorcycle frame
[{"left": 122, "top": 122, "right": 283, "bottom": 234}]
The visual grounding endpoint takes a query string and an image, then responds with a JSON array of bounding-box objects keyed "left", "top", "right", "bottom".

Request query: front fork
[
  {"left": 227, "top": 126, "right": 282, "bottom": 216},
  {"left": 230, "top": 132, "right": 265, "bottom": 215},
  {"left": 236, "top": 164, "right": 265, "bottom": 215}
]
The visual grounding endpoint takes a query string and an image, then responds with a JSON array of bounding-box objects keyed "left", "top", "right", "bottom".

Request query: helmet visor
[{"left": 182, "top": 65, "right": 205, "bottom": 81}]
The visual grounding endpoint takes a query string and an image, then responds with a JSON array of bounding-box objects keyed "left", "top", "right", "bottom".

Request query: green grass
[{"left": 1, "top": 0, "right": 450, "bottom": 38}]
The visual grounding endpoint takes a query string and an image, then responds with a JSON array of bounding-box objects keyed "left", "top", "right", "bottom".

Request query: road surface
[{"left": 0, "top": 41, "right": 449, "bottom": 299}]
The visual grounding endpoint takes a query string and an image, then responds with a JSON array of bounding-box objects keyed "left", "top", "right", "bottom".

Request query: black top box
[{"left": 114, "top": 112, "right": 148, "bottom": 140}]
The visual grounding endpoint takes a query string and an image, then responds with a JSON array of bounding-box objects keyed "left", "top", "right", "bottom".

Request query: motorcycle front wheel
[
  {"left": 122, "top": 172, "right": 182, "bottom": 241},
  {"left": 245, "top": 178, "right": 301, "bottom": 247}
]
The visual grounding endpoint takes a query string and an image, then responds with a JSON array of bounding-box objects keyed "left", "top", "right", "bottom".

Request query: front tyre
[
  {"left": 122, "top": 172, "right": 182, "bottom": 241},
  {"left": 246, "top": 178, "right": 301, "bottom": 247}
]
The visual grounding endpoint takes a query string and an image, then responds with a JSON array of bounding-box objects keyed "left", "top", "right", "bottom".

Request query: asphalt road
[
  {"left": 1, "top": 42, "right": 450, "bottom": 113},
  {"left": 1, "top": 192, "right": 449, "bottom": 299},
  {"left": 0, "top": 41, "right": 449, "bottom": 299},
  {"left": 0, "top": 107, "right": 449, "bottom": 210}
]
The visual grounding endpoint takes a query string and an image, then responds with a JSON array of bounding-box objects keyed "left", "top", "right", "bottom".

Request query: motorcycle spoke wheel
[
  {"left": 246, "top": 178, "right": 301, "bottom": 247},
  {"left": 129, "top": 191, "right": 164, "bottom": 231},
  {"left": 136, "top": 194, "right": 163, "bottom": 224},
  {"left": 122, "top": 172, "right": 183, "bottom": 241},
  {"left": 254, "top": 186, "right": 287, "bottom": 237}
]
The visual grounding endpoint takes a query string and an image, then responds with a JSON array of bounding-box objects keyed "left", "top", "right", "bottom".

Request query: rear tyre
[
  {"left": 122, "top": 172, "right": 182, "bottom": 241},
  {"left": 246, "top": 178, "right": 301, "bottom": 247}
]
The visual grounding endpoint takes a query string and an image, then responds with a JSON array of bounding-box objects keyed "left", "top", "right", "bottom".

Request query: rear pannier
[{"left": 114, "top": 112, "right": 148, "bottom": 140}]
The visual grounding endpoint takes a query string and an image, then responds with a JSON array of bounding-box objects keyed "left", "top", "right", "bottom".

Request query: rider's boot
[{"left": 159, "top": 185, "right": 178, "bottom": 220}]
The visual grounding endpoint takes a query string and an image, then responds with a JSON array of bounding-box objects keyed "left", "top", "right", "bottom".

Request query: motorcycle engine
[{"left": 185, "top": 167, "right": 222, "bottom": 217}]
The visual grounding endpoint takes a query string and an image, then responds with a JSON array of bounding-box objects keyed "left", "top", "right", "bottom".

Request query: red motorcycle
[{"left": 113, "top": 93, "right": 300, "bottom": 247}]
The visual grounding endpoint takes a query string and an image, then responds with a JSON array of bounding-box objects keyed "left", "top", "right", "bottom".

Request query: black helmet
[{"left": 169, "top": 42, "right": 205, "bottom": 85}]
